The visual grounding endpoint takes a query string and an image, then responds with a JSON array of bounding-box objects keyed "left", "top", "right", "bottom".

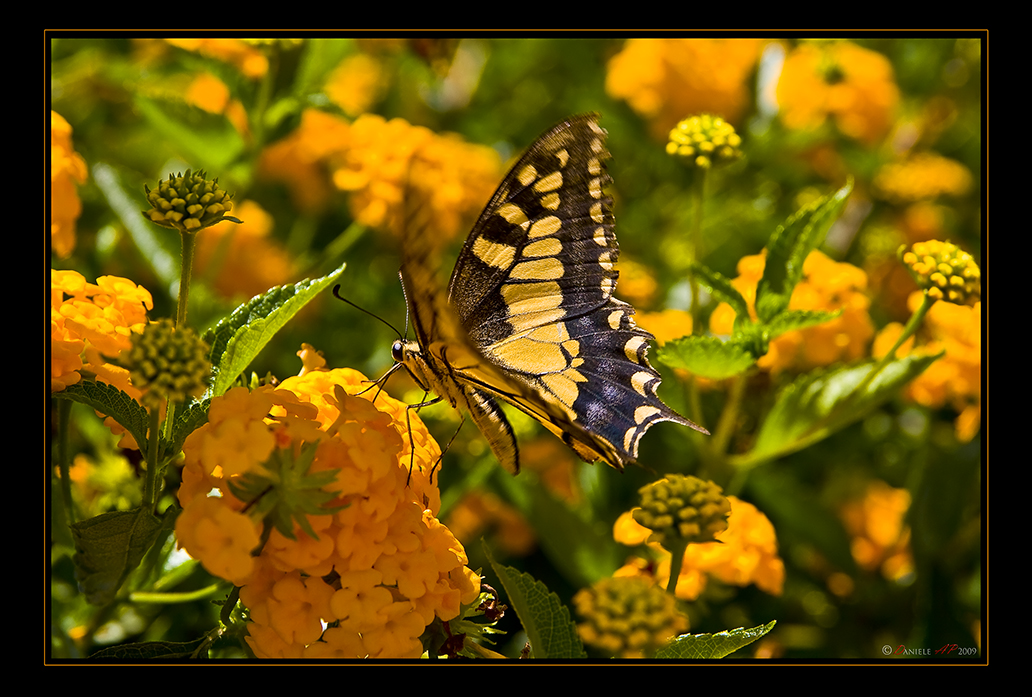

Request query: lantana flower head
[
  {"left": 777, "top": 40, "right": 900, "bottom": 145},
  {"left": 51, "top": 270, "right": 153, "bottom": 395},
  {"left": 176, "top": 362, "right": 480, "bottom": 659},
  {"left": 615, "top": 496, "right": 785, "bottom": 601},
  {"left": 573, "top": 576, "right": 689, "bottom": 658}
]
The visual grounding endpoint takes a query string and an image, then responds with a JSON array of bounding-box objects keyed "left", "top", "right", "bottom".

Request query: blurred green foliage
[{"left": 49, "top": 35, "right": 983, "bottom": 661}]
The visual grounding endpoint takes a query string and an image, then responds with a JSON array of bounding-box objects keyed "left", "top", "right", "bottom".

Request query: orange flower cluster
[
  {"left": 874, "top": 153, "right": 973, "bottom": 203},
  {"left": 606, "top": 38, "right": 766, "bottom": 136},
  {"left": 51, "top": 112, "right": 88, "bottom": 258},
  {"left": 50, "top": 270, "right": 153, "bottom": 394},
  {"left": 840, "top": 480, "right": 914, "bottom": 583},
  {"left": 325, "top": 53, "right": 388, "bottom": 117},
  {"left": 176, "top": 367, "right": 481, "bottom": 658},
  {"left": 615, "top": 496, "right": 785, "bottom": 600},
  {"left": 709, "top": 250, "right": 875, "bottom": 374},
  {"left": 777, "top": 41, "right": 900, "bottom": 145},
  {"left": 259, "top": 110, "right": 501, "bottom": 242}
]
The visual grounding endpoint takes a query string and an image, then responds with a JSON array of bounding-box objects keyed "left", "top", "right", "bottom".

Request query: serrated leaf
[
  {"left": 690, "top": 262, "right": 749, "bottom": 319},
  {"left": 746, "top": 352, "right": 942, "bottom": 465},
  {"left": 654, "top": 620, "right": 776, "bottom": 659},
  {"left": 90, "top": 637, "right": 208, "bottom": 660},
  {"left": 657, "top": 335, "right": 756, "bottom": 380},
  {"left": 52, "top": 381, "right": 151, "bottom": 453},
  {"left": 484, "top": 543, "right": 586, "bottom": 659},
  {"left": 204, "top": 263, "right": 346, "bottom": 397},
  {"left": 756, "top": 181, "right": 852, "bottom": 323},
  {"left": 765, "top": 309, "right": 842, "bottom": 339},
  {"left": 70, "top": 507, "right": 165, "bottom": 605}
]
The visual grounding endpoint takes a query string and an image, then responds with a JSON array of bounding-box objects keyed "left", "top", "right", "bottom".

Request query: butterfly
[{"left": 393, "top": 113, "right": 707, "bottom": 475}]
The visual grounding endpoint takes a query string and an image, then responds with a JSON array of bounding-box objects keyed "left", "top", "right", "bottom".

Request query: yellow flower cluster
[
  {"left": 51, "top": 112, "right": 88, "bottom": 259},
  {"left": 325, "top": 53, "right": 387, "bottom": 117},
  {"left": 615, "top": 496, "right": 785, "bottom": 601},
  {"left": 573, "top": 576, "right": 689, "bottom": 658},
  {"left": 606, "top": 39, "right": 766, "bottom": 136},
  {"left": 874, "top": 293, "right": 981, "bottom": 441},
  {"left": 874, "top": 153, "right": 973, "bottom": 203},
  {"left": 900, "top": 239, "right": 981, "bottom": 306},
  {"left": 840, "top": 481, "right": 914, "bottom": 583},
  {"left": 259, "top": 110, "right": 501, "bottom": 243},
  {"left": 51, "top": 270, "right": 153, "bottom": 394},
  {"left": 777, "top": 41, "right": 900, "bottom": 145},
  {"left": 666, "top": 114, "right": 743, "bottom": 169},
  {"left": 709, "top": 250, "right": 875, "bottom": 373},
  {"left": 176, "top": 366, "right": 481, "bottom": 658}
]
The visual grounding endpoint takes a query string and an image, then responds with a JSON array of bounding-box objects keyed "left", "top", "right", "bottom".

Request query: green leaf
[
  {"left": 204, "top": 263, "right": 347, "bottom": 397},
  {"left": 745, "top": 352, "right": 943, "bottom": 465},
  {"left": 756, "top": 181, "right": 852, "bottom": 323},
  {"left": 90, "top": 637, "right": 209, "bottom": 660},
  {"left": 690, "top": 261, "right": 749, "bottom": 319},
  {"left": 657, "top": 335, "right": 756, "bottom": 380},
  {"left": 765, "top": 309, "right": 842, "bottom": 339},
  {"left": 169, "top": 396, "right": 211, "bottom": 455},
  {"left": 52, "top": 381, "right": 150, "bottom": 453},
  {"left": 484, "top": 543, "right": 587, "bottom": 659},
  {"left": 654, "top": 620, "right": 777, "bottom": 659},
  {"left": 70, "top": 507, "right": 166, "bottom": 606}
]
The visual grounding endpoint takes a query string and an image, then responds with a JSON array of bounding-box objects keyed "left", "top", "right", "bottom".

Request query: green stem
[
  {"left": 714, "top": 371, "right": 747, "bottom": 462},
  {"left": 688, "top": 169, "right": 708, "bottom": 336},
  {"left": 164, "top": 231, "right": 198, "bottom": 442},
  {"left": 144, "top": 406, "right": 161, "bottom": 512},
  {"left": 666, "top": 540, "right": 689, "bottom": 596},
  {"left": 130, "top": 583, "right": 224, "bottom": 604},
  {"left": 55, "top": 399, "right": 76, "bottom": 524},
  {"left": 852, "top": 292, "right": 934, "bottom": 400},
  {"left": 176, "top": 231, "right": 197, "bottom": 329}
]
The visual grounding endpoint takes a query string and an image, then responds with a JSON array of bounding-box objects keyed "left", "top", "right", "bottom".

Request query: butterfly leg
[{"left": 404, "top": 393, "right": 443, "bottom": 485}]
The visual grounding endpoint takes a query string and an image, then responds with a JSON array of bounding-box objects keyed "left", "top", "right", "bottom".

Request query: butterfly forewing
[{"left": 399, "top": 113, "right": 706, "bottom": 474}]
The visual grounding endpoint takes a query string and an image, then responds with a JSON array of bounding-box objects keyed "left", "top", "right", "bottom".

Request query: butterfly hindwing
[{"left": 398, "top": 114, "right": 707, "bottom": 474}]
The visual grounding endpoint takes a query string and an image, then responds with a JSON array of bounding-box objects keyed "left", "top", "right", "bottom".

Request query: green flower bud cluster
[
  {"left": 143, "top": 169, "right": 235, "bottom": 233},
  {"left": 573, "top": 577, "right": 689, "bottom": 658},
  {"left": 666, "top": 114, "right": 743, "bottom": 169},
  {"left": 633, "top": 475, "right": 731, "bottom": 548},
  {"left": 899, "top": 239, "right": 980, "bottom": 306},
  {"left": 124, "top": 319, "right": 211, "bottom": 409}
]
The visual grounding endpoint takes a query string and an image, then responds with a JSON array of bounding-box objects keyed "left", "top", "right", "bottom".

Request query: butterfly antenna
[{"left": 332, "top": 284, "right": 405, "bottom": 340}]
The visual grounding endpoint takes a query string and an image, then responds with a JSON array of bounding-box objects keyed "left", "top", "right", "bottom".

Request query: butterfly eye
[{"left": 391, "top": 340, "right": 405, "bottom": 363}]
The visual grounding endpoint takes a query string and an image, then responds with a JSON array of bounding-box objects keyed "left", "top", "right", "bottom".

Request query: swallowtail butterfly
[{"left": 393, "top": 114, "right": 707, "bottom": 474}]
